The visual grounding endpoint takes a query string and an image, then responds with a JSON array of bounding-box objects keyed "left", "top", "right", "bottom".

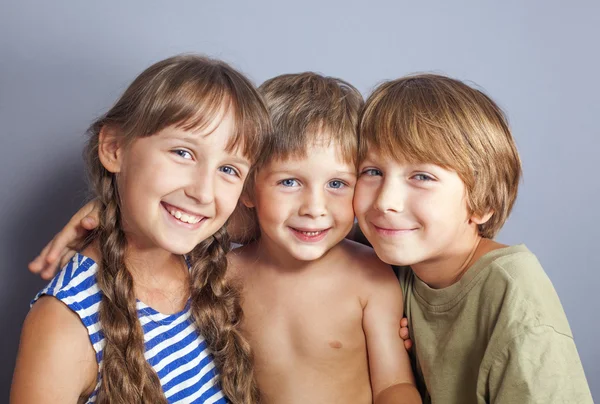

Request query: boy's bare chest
[{"left": 241, "top": 275, "right": 367, "bottom": 368}]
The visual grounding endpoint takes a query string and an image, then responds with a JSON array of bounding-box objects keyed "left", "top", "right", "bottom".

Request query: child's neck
[
  {"left": 125, "top": 244, "right": 187, "bottom": 287},
  {"left": 84, "top": 238, "right": 189, "bottom": 313},
  {"left": 126, "top": 243, "right": 190, "bottom": 314},
  {"left": 253, "top": 236, "right": 336, "bottom": 274},
  {"left": 411, "top": 236, "right": 504, "bottom": 289}
]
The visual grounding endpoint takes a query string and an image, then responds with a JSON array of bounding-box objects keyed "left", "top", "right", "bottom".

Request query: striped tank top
[{"left": 32, "top": 253, "right": 227, "bottom": 404}]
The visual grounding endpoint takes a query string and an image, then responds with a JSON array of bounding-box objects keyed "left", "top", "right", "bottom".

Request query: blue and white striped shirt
[{"left": 32, "top": 253, "right": 227, "bottom": 404}]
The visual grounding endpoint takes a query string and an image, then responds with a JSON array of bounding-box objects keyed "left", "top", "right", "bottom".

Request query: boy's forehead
[
  {"left": 361, "top": 149, "right": 440, "bottom": 168},
  {"left": 262, "top": 145, "right": 354, "bottom": 172},
  {"left": 360, "top": 147, "right": 406, "bottom": 164},
  {"left": 271, "top": 153, "right": 353, "bottom": 169},
  {"left": 271, "top": 140, "right": 354, "bottom": 164},
  {"left": 361, "top": 142, "right": 432, "bottom": 165}
]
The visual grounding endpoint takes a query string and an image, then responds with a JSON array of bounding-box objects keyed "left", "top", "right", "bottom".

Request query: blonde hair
[
  {"left": 359, "top": 74, "right": 521, "bottom": 238},
  {"left": 232, "top": 72, "right": 363, "bottom": 243},
  {"left": 257, "top": 72, "right": 362, "bottom": 166},
  {"left": 85, "top": 54, "right": 271, "bottom": 403}
]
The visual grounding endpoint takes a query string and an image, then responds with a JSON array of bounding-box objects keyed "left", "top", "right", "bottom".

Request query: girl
[{"left": 12, "top": 55, "right": 271, "bottom": 403}]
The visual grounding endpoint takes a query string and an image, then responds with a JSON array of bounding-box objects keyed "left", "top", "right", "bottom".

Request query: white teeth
[
  {"left": 299, "top": 230, "right": 323, "bottom": 236},
  {"left": 167, "top": 207, "right": 202, "bottom": 224}
]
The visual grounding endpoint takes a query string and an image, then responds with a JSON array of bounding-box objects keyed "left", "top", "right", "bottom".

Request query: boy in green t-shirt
[{"left": 353, "top": 74, "right": 593, "bottom": 403}]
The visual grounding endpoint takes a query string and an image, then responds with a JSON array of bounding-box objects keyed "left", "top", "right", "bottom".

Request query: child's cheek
[{"left": 338, "top": 193, "right": 356, "bottom": 229}]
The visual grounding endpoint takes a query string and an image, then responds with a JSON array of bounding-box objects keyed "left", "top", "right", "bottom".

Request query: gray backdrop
[{"left": 1, "top": 0, "right": 598, "bottom": 400}]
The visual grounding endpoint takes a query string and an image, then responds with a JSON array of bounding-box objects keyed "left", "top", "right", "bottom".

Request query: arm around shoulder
[
  {"left": 486, "top": 326, "right": 593, "bottom": 404},
  {"left": 11, "top": 296, "right": 98, "bottom": 404},
  {"left": 361, "top": 257, "right": 421, "bottom": 404}
]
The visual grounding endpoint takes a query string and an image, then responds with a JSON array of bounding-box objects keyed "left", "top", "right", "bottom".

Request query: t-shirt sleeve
[{"left": 486, "top": 325, "right": 593, "bottom": 404}]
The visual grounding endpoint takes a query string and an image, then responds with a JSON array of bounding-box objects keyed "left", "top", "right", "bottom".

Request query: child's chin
[
  {"left": 374, "top": 248, "right": 415, "bottom": 267},
  {"left": 290, "top": 248, "right": 329, "bottom": 262},
  {"left": 163, "top": 241, "right": 201, "bottom": 256}
]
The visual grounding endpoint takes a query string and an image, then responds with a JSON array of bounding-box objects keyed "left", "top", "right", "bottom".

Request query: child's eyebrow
[
  {"left": 334, "top": 170, "right": 358, "bottom": 177},
  {"left": 265, "top": 169, "right": 299, "bottom": 176},
  {"left": 163, "top": 135, "right": 201, "bottom": 145},
  {"left": 358, "top": 158, "right": 376, "bottom": 165},
  {"left": 411, "top": 162, "right": 445, "bottom": 171},
  {"left": 227, "top": 156, "right": 251, "bottom": 168}
]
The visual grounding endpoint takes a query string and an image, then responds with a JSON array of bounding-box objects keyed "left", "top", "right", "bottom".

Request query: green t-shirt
[{"left": 397, "top": 244, "right": 593, "bottom": 403}]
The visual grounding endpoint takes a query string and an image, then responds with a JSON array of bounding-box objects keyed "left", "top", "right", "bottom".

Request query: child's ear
[
  {"left": 470, "top": 209, "right": 494, "bottom": 225},
  {"left": 98, "top": 125, "right": 124, "bottom": 173},
  {"left": 240, "top": 192, "right": 255, "bottom": 209}
]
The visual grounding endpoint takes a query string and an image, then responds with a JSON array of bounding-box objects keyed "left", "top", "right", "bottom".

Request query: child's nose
[
  {"left": 186, "top": 172, "right": 215, "bottom": 205},
  {"left": 299, "top": 189, "right": 327, "bottom": 218},
  {"left": 374, "top": 180, "right": 404, "bottom": 213}
]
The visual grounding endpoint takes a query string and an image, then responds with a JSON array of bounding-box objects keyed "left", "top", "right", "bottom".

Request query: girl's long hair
[{"left": 85, "top": 54, "right": 271, "bottom": 403}]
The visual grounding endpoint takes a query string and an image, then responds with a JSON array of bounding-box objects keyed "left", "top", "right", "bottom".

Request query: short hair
[
  {"left": 359, "top": 74, "right": 522, "bottom": 238},
  {"left": 256, "top": 72, "right": 363, "bottom": 167}
]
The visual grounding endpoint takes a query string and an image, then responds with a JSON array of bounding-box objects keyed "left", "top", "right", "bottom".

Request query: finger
[
  {"left": 28, "top": 260, "right": 42, "bottom": 273},
  {"left": 39, "top": 262, "right": 55, "bottom": 280},
  {"left": 41, "top": 246, "right": 66, "bottom": 278},
  {"left": 404, "top": 339, "right": 413, "bottom": 351},
  {"left": 40, "top": 266, "right": 57, "bottom": 280},
  {"left": 51, "top": 200, "right": 100, "bottom": 253},
  {"left": 400, "top": 317, "right": 408, "bottom": 327},
  {"left": 81, "top": 201, "right": 100, "bottom": 228},
  {"left": 81, "top": 216, "right": 98, "bottom": 230},
  {"left": 43, "top": 245, "right": 78, "bottom": 278},
  {"left": 40, "top": 251, "right": 68, "bottom": 280},
  {"left": 59, "top": 249, "right": 77, "bottom": 268},
  {"left": 28, "top": 256, "right": 43, "bottom": 273},
  {"left": 45, "top": 233, "right": 67, "bottom": 263},
  {"left": 47, "top": 223, "right": 85, "bottom": 261},
  {"left": 29, "top": 242, "right": 54, "bottom": 273},
  {"left": 400, "top": 327, "right": 409, "bottom": 339},
  {"left": 89, "top": 200, "right": 101, "bottom": 217}
]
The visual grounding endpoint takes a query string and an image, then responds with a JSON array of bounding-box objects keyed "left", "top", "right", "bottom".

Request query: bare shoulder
[
  {"left": 11, "top": 296, "right": 97, "bottom": 402},
  {"left": 335, "top": 239, "right": 397, "bottom": 284},
  {"left": 24, "top": 296, "right": 94, "bottom": 353}
]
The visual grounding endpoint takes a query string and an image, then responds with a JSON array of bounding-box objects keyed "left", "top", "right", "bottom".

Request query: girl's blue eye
[
  {"left": 361, "top": 168, "right": 382, "bottom": 176},
  {"left": 174, "top": 149, "right": 193, "bottom": 159},
  {"left": 219, "top": 166, "right": 239, "bottom": 176},
  {"left": 280, "top": 179, "right": 299, "bottom": 187},
  {"left": 328, "top": 180, "right": 345, "bottom": 189},
  {"left": 413, "top": 173, "right": 434, "bottom": 181}
]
